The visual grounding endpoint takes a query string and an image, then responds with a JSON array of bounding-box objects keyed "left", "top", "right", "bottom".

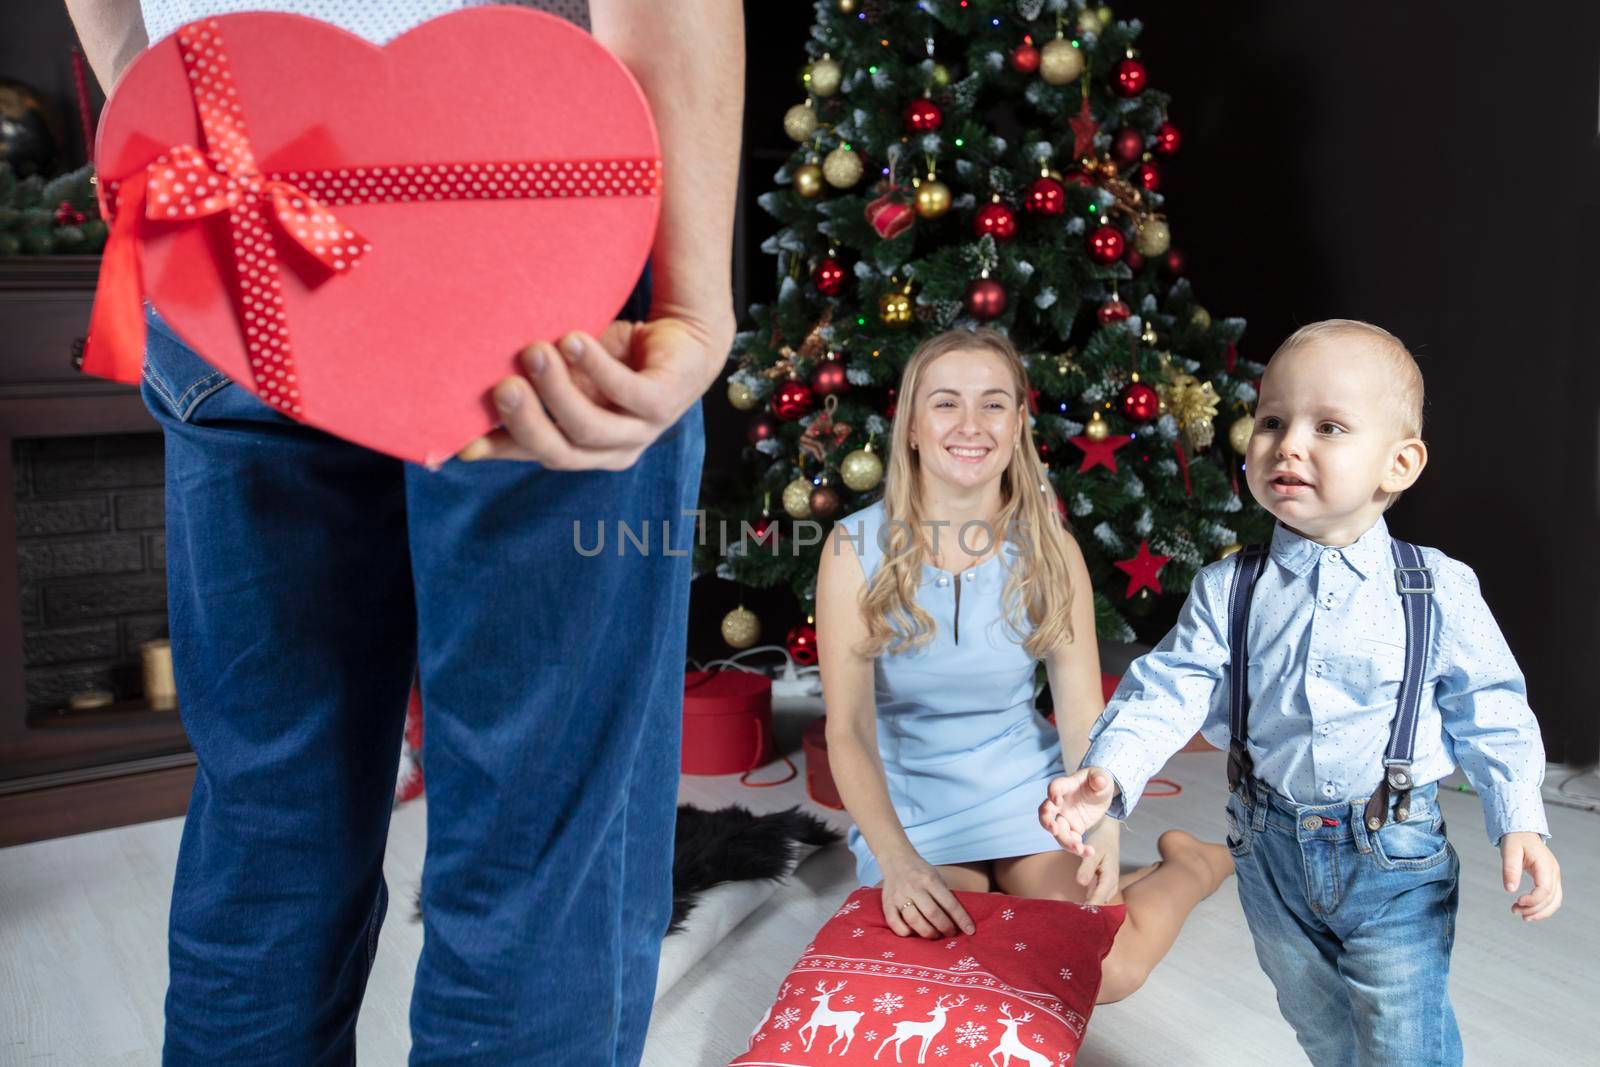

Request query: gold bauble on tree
[
  {"left": 1135, "top": 218, "right": 1172, "bottom": 257},
  {"left": 1095, "top": 5, "right": 1115, "bottom": 27},
  {"left": 879, "top": 289, "right": 913, "bottom": 327},
  {"left": 1039, "top": 38, "right": 1085, "bottom": 85},
  {"left": 913, "top": 178, "right": 951, "bottom": 218},
  {"left": 837, "top": 0, "right": 858, "bottom": 13},
  {"left": 823, "top": 145, "right": 863, "bottom": 188},
  {"left": 1190, "top": 305, "right": 1212, "bottom": 330},
  {"left": 840, "top": 445, "right": 884, "bottom": 491},
  {"left": 793, "top": 162, "right": 824, "bottom": 198},
  {"left": 783, "top": 476, "right": 815, "bottom": 518},
  {"left": 1229, "top": 414, "right": 1255, "bottom": 454},
  {"left": 931, "top": 63, "right": 951, "bottom": 88},
  {"left": 1076, "top": 10, "right": 1101, "bottom": 35},
  {"left": 727, "top": 379, "right": 758, "bottom": 411},
  {"left": 807, "top": 56, "right": 843, "bottom": 97},
  {"left": 1085, "top": 411, "right": 1110, "bottom": 442},
  {"left": 783, "top": 102, "right": 818, "bottom": 142},
  {"left": 720, "top": 606, "right": 760, "bottom": 650}
]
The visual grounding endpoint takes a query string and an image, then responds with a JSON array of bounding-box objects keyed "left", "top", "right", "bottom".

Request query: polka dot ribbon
[{"left": 82, "top": 17, "right": 663, "bottom": 409}]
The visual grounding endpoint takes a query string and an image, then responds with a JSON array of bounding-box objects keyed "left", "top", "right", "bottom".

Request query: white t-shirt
[{"left": 139, "top": 0, "right": 589, "bottom": 44}]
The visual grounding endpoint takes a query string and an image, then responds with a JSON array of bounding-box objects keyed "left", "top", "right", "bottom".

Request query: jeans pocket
[
  {"left": 1224, "top": 793, "right": 1252, "bottom": 857},
  {"left": 140, "top": 308, "right": 237, "bottom": 424},
  {"left": 1370, "top": 809, "right": 1451, "bottom": 872}
]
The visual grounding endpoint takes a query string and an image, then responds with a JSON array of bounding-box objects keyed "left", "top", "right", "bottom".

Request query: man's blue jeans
[
  {"left": 1226, "top": 781, "right": 1462, "bottom": 1066},
  {"left": 142, "top": 284, "right": 704, "bottom": 1065}
]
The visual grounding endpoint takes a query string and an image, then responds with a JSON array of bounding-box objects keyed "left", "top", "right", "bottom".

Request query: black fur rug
[{"left": 411, "top": 803, "right": 839, "bottom": 934}]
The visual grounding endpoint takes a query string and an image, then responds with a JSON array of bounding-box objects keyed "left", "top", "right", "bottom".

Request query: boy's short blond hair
[{"left": 1269, "top": 319, "right": 1425, "bottom": 439}]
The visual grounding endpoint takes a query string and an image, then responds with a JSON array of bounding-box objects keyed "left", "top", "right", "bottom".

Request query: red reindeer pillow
[{"left": 731, "top": 887, "right": 1123, "bottom": 1066}]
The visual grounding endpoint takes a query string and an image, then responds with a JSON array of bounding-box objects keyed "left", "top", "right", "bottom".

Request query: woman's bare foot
[{"left": 1156, "top": 829, "right": 1234, "bottom": 896}]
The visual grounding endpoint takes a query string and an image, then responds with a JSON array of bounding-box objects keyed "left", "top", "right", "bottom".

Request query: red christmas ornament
[
  {"left": 1114, "top": 540, "right": 1170, "bottom": 597},
  {"left": 1010, "top": 41, "right": 1040, "bottom": 74},
  {"left": 54, "top": 200, "right": 87, "bottom": 227},
  {"left": 1125, "top": 248, "right": 1145, "bottom": 270},
  {"left": 812, "top": 256, "right": 846, "bottom": 296},
  {"left": 865, "top": 191, "right": 915, "bottom": 239},
  {"left": 1121, "top": 381, "right": 1160, "bottom": 422},
  {"left": 772, "top": 379, "right": 814, "bottom": 421},
  {"left": 1024, "top": 176, "right": 1066, "bottom": 216},
  {"left": 1097, "top": 298, "right": 1131, "bottom": 324},
  {"left": 1114, "top": 56, "right": 1148, "bottom": 97},
  {"left": 747, "top": 414, "right": 778, "bottom": 444},
  {"left": 974, "top": 200, "right": 1017, "bottom": 241},
  {"left": 884, "top": 387, "right": 897, "bottom": 420},
  {"left": 811, "top": 359, "right": 848, "bottom": 395},
  {"left": 1163, "top": 249, "right": 1187, "bottom": 276},
  {"left": 808, "top": 483, "right": 841, "bottom": 520},
  {"left": 1069, "top": 433, "right": 1134, "bottom": 473},
  {"left": 964, "top": 277, "right": 1007, "bottom": 320},
  {"left": 751, "top": 515, "right": 779, "bottom": 551},
  {"left": 904, "top": 97, "right": 942, "bottom": 132},
  {"left": 1086, "top": 224, "right": 1126, "bottom": 264},
  {"left": 1112, "top": 127, "right": 1144, "bottom": 165},
  {"left": 1134, "top": 161, "right": 1160, "bottom": 191},
  {"left": 1067, "top": 97, "right": 1100, "bottom": 161},
  {"left": 1154, "top": 121, "right": 1181, "bottom": 157},
  {"left": 786, "top": 623, "right": 819, "bottom": 667},
  {"left": 1063, "top": 170, "right": 1093, "bottom": 188}
]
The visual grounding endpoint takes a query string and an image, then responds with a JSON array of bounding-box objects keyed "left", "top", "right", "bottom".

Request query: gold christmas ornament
[
  {"left": 823, "top": 145, "right": 864, "bottom": 188},
  {"left": 931, "top": 63, "right": 951, "bottom": 88},
  {"left": 879, "top": 289, "right": 914, "bottom": 327},
  {"left": 793, "top": 162, "right": 824, "bottom": 198},
  {"left": 837, "top": 0, "right": 858, "bottom": 12},
  {"left": 1157, "top": 373, "right": 1221, "bottom": 451},
  {"left": 1218, "top": 543, "right": 1243, "bottom": 560},
  {"left": 1095, "top": 5, "right": 1115, "bottom": 27},
  {"left": 720, "top": 606, "right": 760, "bottom": 650},
  {"left": 1135, "top": 217, "right": 1172, "bottom": 257},
  {"left": 783, "top": 102, "right": 818, "bottom": 142},
  {"left": 1140, "top": 320, "right": 1158, "bottom": 345},
  {"left": 783, "top": 476, "right": 815, "bottom": 518},
  {"left": 1076, "top": 10, "right": 1101, "bottom": 35},
  {"left": 1085, "top": 411, "right": 1110, "bottom": 442},
  {"left": 1190, "top": 305, "right": 1212, "bottom": 331},
  {"left": 1229, "top": 413, "right": 1255, "bottom": 454},
  {"left": 807, "top": 56, "right": 843, "bottom": 97},
  {"left": 840, "top": 445, "right": 885, "bottom": 491},
  {"left": 1039, "top": 37, "right": 1085, "bottom": 85},
  {"left": 727, "top": 379, "right": 758, "bottom": 411},
  {"left": 913, "top": 178, "right": 951, "bottom": 218}
]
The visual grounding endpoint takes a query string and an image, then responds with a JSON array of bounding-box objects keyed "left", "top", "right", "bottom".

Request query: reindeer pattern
[
  {"left": 798, "top": 981, "right": 866, "bottom": 1056},
  {"left": 873, "top": 993, "right": 967, "bottom": 1064}
]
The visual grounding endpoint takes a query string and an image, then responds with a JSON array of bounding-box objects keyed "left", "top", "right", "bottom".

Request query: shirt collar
[{"left": 1268, "top": 515, "right": 1391, "bottom": 580}]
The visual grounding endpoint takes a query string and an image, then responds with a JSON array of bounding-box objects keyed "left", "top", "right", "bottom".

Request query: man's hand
[
  {"left": 1500, "top": 831, "right": 1562, "bottom": 923},
  {"left": 457, "top": 314, "right": 730, "bottom": 469},
  {"left": 1037, "top": 767, "right": 1116, "bottom": 858}
]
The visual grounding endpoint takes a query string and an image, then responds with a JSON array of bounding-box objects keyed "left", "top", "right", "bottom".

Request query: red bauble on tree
[
  {"left": 54, "top": 201, "right": 87, "bottom": 227},
  {"left": 1009, "top": 40, "right": 1040, "bottom": 74},
  {"left": 772, "top": 379, "right": 814, "bottom": 421},
  {"left": 808, "top": 482, "right": 841, "bottom": 520},
  {"left": 1112, "top": 127, "right": 1144, "bottom": 165},
  {"left": 1164, "top": 249, "right": 1187, "bottom": 276},
  {"left": 811, "top": 359, "right": 848, "bottom": 395},
  {"left": 865, "top": 191, "right": 915, "bottom": 239},
  {"left": 1024, "top": 175, "right": 1066, "bottom": 216},
  {"left": 1154, "top": 121, "right": 1181, "bottom": 156},
  {"left": 786, "top": 623, "right": 818, "bottom": 667},
  {"left": 974, "top": 200, "right": 1017, "bottom": 241},
  {"left": 1098, "top": 298, "right": 1131, "bottom": 324},
  {"left": 747, "top": 414, "right": 778, "bottom": 445},
  {"left": 1087, "top": 224, "right": 1126, "bottom": 264},
  {"left": 964, "top": 276, "right": 1007, "bottom": 320},
  {"left": 812, "top": 256, "right": 846, "bottom": 296},
  {"left": 904, "top": 97, "right": 942, "bottom": 132},
  {"left": 1125, "top": 247, "right": 1145, "bottom": 270},
  {"left": 1134, "top": 162, "right": 1160, "bottom": 191},
  {"left": 1063, "top": 170, "right": 1093, "bottom": 188},
  {"left": 1121, "top": 381, "right": 1161, "bottom": 422},
  {"left": 1114, "top": 56, "right": 1148, "bottom": 97},
  {"left": 751, "top": 514, "right": 779, "bottom": 551}
]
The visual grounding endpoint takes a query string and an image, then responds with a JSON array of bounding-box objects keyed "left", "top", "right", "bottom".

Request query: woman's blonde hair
[{"left": 856, "top": 329, "right": 1078, "bottom": 662}]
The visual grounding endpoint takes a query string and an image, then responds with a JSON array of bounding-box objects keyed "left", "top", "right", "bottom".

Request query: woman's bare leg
[
  {"left": 934, "top": 861, "right": 994, "bottom": 892},
  {"left": 992, "top": 830, "right": 1233, "bottom": 1004}
]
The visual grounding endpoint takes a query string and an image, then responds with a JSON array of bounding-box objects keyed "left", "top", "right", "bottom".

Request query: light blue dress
[{"left": 836, "top": 500, "right": 1065, "bottom": 886}]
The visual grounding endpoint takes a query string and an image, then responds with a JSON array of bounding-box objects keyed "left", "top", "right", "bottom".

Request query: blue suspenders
[{"left": 1225, "top": 536, "right": 1435, "bottom": 830}]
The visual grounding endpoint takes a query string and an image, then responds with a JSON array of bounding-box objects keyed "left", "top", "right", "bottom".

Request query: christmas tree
[
  {"left": 0, "top": 163, "right": 105, "bottom": 256},
  {"left": 700, "top": 0, "right": 1272, "bottom": 659}
]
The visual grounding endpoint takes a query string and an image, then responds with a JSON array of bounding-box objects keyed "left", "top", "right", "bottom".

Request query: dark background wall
[{"left": 8, "top": 2, "right": 1595, "bottom": 762}]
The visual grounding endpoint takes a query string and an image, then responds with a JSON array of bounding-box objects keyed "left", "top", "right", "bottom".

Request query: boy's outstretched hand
[
  {"left": 1500, "top": 831, "right": 1562, "bottom": 923},
  {"left": 1037, "top": 767, "right": 1117, "bottom": 858}
]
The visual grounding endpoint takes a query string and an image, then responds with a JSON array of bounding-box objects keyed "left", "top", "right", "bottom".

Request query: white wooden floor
[{"left": 2, "top": 716, "right": 1596, "bottom": 1065}]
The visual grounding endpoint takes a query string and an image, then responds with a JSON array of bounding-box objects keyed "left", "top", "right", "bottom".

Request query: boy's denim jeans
[
  {"left": 1226, "top": 780, "right": 1462, "bottom": 1067},
  {"left": 141, "top": 279, "right": 704, "bottom": 1065}
]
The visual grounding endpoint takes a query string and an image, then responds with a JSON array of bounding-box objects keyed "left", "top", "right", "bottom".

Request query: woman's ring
[{"left": 901, "top": 900, "right": 916, "bottom": 909}]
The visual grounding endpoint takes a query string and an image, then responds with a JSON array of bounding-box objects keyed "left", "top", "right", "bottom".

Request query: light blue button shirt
[{"left": 1084, "top": 516, "right": 1549, "bottom": 845}]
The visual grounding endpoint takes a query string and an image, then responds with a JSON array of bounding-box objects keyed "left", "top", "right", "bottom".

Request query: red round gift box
[{"left": 681, "top": 670, "right": 774, "bottom": 775}]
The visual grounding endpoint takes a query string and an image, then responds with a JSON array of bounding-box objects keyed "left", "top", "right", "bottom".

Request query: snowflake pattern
[
  {"left": 864, "top": 1030, "right": 878, "bottom": 1042},
  {"left": 972, "top": 1003, "right": 989, "bottom": 1013},
  {"left": 916, "top": 986, "right": 931, "bottom": 995},
  {"left": 873, "top": 992, "right": 905, "bottom": 1015},
  {"left": 1059, "top": 968, "right": 1073, "bottom": 981},
  {"left": 772, "top": 1007, "right": 801, "bottom": 1030},
  {"left": 881, "top": 951, "right": 896, "bottom": 959},
  {"left": 945, "top": 939, "right": 959, "bottom": 949},
  {"left": 1033, "top": 1033, "right": 1046, "bottom": 1044},
  {"left": 1014, "top": 942, "right": 1028, "bottom": 952},
  {"left": 1001, "top": 908, "right": 1015, "bottom": 920},
  {"left": 852, "top": 928, "right": 866, "bottom": 938},
  {"left": 754, "top": 1032, "right": 766, "bottom": 1044},
  {"left": 834, "top": 900, "right": 862, "bottom": 918},
  {"left": 955, "top": 1021, "right": 988, "bottom": 1048},
  {"left": 950, "top": 956, "right": 981, "bottom": 972},
  {"left": 933, "top": 1045, "right": 948, "bottom": 1058},
  {"left": 840, "top": 995, "right": 855, "bottom": 1005},
  {"left": 779, "top": 1041, "right": 792, "bottom": 1052}
]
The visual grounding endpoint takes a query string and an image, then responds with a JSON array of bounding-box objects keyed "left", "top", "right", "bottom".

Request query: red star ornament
[
  {"left": 1115, "top": 540, "right": 1170, "bottom": 597},
  {"left": 1068, "top": 97, "right": 1100, "bottom": 161},
  {"left": 1068, "top": 432, "right": 1133, "bottom": 473}
]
